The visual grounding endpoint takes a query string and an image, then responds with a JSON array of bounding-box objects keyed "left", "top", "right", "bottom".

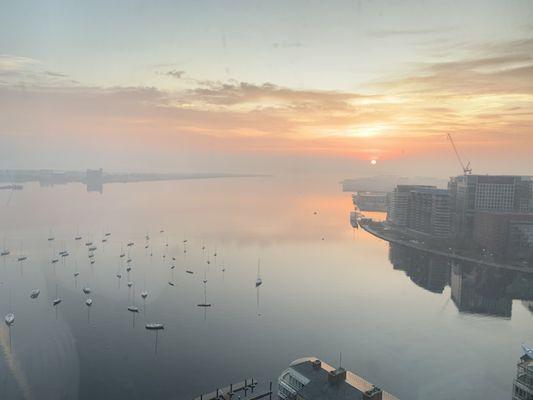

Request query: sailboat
[
  {"left": 82, "top": 287, "right": 91, "bottom": 294},
  {"left": 197, "top": 272, "right": 212, "bottom": 307},
  {"left": 4, "top": 313, "right": 15, "bottom": 326},
  {"left": 145, "top": 323, "right": 164, "bottom": 330},
  {"left": 85, "top": 298, "right": 93, "bottom": 306},
  {"left": 255, "top": 259, "right": 262, "bottom": 287},
  {"left": 17, "top": 242, "right": 27, "bottom": 262},
  {"left": 30, "top": 289, "right": 40, "bottom": 299},
  {"left": 1, "top": 237, "right": 10, "bottom": 256},
  {"left": 53, "top": 283, "right": 62, "bottom": 306},
  {"left": 141, "top": 290, "right": 148, "bottom": 299}
]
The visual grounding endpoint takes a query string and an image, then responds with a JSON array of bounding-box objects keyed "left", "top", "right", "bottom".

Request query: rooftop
[{"left": 289, "top": 358, "right": 399, "bottom": 400}]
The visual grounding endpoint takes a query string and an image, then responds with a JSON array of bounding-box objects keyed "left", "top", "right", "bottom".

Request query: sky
[{"left": 1, "top": 0, "right": 533, "bottom": 177}]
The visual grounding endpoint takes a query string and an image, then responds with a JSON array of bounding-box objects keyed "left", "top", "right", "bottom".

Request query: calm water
[{"left": 0, "top": 176, "right": 531, "bottom": 400}]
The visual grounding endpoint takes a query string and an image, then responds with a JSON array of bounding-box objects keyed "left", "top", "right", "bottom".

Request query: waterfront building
[
  {"left": 387, "top": 185, "right": 435, "bottom": 227},
  {"left": 448, "top": 175, "right": 533, "bottom": 239},
  {"left": 512, "top": 353, "right": 533, "bottom": 400},
  {"left": 407, "top": 188, "right": 452, "bottom": 238},
  {"left": 278, "top": 357, "right": 399, "bottom": 400},
  {"left": 472, "top": 212, "right": 533, "bottom": 261}
]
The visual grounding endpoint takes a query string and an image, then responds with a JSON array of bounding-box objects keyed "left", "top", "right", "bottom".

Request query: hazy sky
[{"left": 1, "top": 0, "right": 532, "bottom": 177}]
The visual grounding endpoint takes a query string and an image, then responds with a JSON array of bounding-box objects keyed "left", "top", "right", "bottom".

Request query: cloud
[
  {"left": 165, "top": 69, "right": 185, "bottom": 79},
  {"left": 1, "top": 36, "right": 533, "bottom": 174},
  {"left": 367, "top": 27, "right": 453, "bottom": 38}
]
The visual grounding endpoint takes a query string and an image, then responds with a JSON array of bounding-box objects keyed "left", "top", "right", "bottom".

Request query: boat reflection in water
[{"left": 388, "top": 243, "right": 533, "bottom": 318}]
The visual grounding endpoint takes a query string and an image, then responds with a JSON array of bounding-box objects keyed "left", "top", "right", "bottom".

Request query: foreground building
[
  {"left": 278, "top": 358, "right": 399, "bottom": 400},
  {"left": 512, "top": 352, "right": 533, "bottom": 400}
]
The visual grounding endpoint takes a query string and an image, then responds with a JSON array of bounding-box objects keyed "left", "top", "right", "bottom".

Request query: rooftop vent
[
  {"left": 312, "top": 360, "right": 322, "bottom": 370},
  {"left": 327, "top": 368, "right": 346, "bottom": 385},
  {"left": 363, "top": 386, "right": 383, "bottom": 400}
]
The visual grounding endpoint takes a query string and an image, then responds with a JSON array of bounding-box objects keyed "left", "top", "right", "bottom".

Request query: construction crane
[{"left": 447, "top": 133, "right": 472, "bottom": 175}]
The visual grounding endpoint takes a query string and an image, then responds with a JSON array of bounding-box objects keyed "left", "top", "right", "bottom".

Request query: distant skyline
[{"left": 1, "top": 0, "right": 533, "bottom": 177}]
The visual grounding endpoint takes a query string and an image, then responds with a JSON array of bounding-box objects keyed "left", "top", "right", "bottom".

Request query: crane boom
[{"left": 447, "top": 133, "right": 472, "bottom": 175}]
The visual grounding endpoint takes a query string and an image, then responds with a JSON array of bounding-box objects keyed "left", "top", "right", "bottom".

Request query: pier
[{"left": 193, "top": 378, "right": 273, "bottom": 400}]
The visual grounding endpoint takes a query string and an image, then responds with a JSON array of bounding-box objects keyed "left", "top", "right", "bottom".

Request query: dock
[{"left": 193, "top": 378, "right": 273, "bottom": 400}]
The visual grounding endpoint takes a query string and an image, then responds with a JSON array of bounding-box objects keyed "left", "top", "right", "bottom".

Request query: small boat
[
  {"left": 146, "top": 323, "right": 164, "bottom": 330},
  {"left": 170, "top": 265, "right": 175, "bottom": 270},
  {"left": 58, "top": 250, "right": 67, "bottom": 256},
  {"left": 85, "top": 298, "right": 93, "bottom": 306},
  {"left": 75, "top": 236, "right": 82, "bottom": 241},
  {"left": 140, "top": 290, "right": 148, "bottom": 299},
  {"left": 4, "top": 313, "right": 15, "bottom": 326},
  {"left": 185, "top": 270, "right": 194, "bottom": 274},
  {"left": 1, "top": 250, "right": 10, "bottom": 256},
  {"left": 116, "top": 273, "right": 122, "bottom": 279},
  {"left": 126, "top": 266, "right": 132, "bottom": 272},
  {"left": 30, "top": 289, "right": 40, "bottom": 299},
  {"left": 183, "top": 239, "right": 188, "bottom": 243},
  {"left": 17, "top": 256, "right": 27, "bottom": 262},
  {"left": 88, "top": 254, "right": 94, "bottom": 259},
  {"left": 159, "top": 229, "right": 164, "bottom": 234},
  {"left": 144, "top": 244, "right": 149, "bottom": 249},
  {"left": 82, "top": 287, "right": 91, "bottom": 294},
  {"left": 120, "top": 253, "right": 125, "bottom": 258},
  {"left": 88, "top": 246, "right": 97, "bottom": 251},
  {"left": 127, "top": 242, "right": 134, "bottom": 247},
  {"left": 105, "top": 232, "right": 111, "bottom": 237},
  {"left": 48, "top": 237, "right": 55, "bottom": 242},
  {"left": 85, "top": 241, "right": 93, "bottom": 247},
  {"left": 61, "top": 252, "right": 69, "bottom": 258},
  {"left": 51, "top": 258, "right": 59, "bottom": 264},
  {"left": 145, "top": 235, "right": 150, "bottom": 240},
  {"left": 102, "top": 238, "right": 107, "bottom": 243},
  {"left": 90, "top": 260, "right": 95, "bottom": 265},
  {"left": 162, "top": 254, "right": 166, "bottom": 258},
  {"left": 74, "top": 272, "right": 79, "bottom": 277},
  {"left": 197, "top": 303, "right": 212, "bottom": 307},
  {"left": 52, "top": 298, "right": 62, "bottom": 306},
  {"left": 127, "top": 306, "right": 139, "bottom": 312},
  {"left": 168, "top": 282, "right": 174, "bottom": 286},
  {"left": 172, "top": 257, "right": 176, "bottom": 261},
  {"left": 127, "top": 281, "right": 133, "bottom": 288}
]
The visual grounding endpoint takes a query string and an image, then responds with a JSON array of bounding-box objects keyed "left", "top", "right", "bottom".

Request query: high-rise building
[
  {"left": 278, "top": 358, "right": 399, "bottom": 400},
  {"left": 407, "top": 188, "right": 452, "bottom": 238},
  {"left": 448, "top": 175, "right": 533, "bottom": 239},
  {"left": 387, "top": 185, "right": 435, "bottom": 227},
  {"left": 512, "top": 353, "right": 533, "bottom": 400}
]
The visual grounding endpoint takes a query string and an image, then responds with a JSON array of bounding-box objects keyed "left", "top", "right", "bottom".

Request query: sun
[{"left": 370, "top": 159, "right": 377, "bottom": 165}]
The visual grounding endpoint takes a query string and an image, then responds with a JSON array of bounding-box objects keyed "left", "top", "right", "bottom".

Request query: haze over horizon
[{"left": 1, "top": 0, "right": 533, "bottom": 178}]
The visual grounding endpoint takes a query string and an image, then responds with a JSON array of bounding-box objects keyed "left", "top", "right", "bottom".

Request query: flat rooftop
[{"left": 289, "top": 358, "right": 399, "bottom": 400}]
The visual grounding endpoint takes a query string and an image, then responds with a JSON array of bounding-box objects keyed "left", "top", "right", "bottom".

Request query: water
[{"left": 0, "top": 177, "right": 531, "bottom": 400}]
